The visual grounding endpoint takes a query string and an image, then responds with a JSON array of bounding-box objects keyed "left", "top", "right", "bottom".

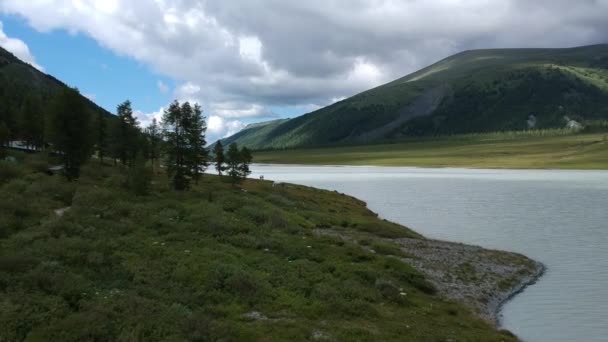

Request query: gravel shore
[
  {"left": 315, "top": 229, "right": 545, "bottom": 326},
  {"left": 393, "top": 237, "right": 545, "bottom": 325}
]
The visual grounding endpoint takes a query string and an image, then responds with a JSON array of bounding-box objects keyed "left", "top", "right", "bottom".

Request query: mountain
[
  {"left": 221, "top": 44, "right": 608, "bottom": 150},
  {"left": 0, "top": 46, "right": 112, "bottom": 140}
]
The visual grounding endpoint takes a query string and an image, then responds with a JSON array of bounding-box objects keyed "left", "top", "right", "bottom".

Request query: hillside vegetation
[
  {"left": 252, "top": 131, "right": 608, "bottom": 169},
  {"left": 0, "top": 151, "right": 538, "bottom": 341},
  {"left": 0, "top": 46, "right": 112, "bottom": 148},
  {"left": 222, "top": 45, "right": 608, "bottom": 149}
]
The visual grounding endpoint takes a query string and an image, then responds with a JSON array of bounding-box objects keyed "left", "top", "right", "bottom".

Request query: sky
[{"left": 1, "top": 1, "right": 608, "bottom": 143}]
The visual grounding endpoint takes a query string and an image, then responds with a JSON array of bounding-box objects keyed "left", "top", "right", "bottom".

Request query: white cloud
[
  {"left": 207, "top": 115, "right": 246, "bottom": 143},
  {"left": 212, "top": 103, "right": 276, "bottom": 119},
  {"left": 2, "top": 0, "right": 608, "bottom": 138},
  {"left": 0, "top": 20, "right": 44, "bottom": 71},
  {"left": 157, "top": 80, "right": 169, "bottom": 94},
  {"left": 134, "top": 107, "right": 164, "bottom": 128}
]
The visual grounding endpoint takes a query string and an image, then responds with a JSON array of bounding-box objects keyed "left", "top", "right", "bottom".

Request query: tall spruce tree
[
  {"left": 19, "top": 95, "right": 44, "bottom": 150},
  {"left": 115, "top": 100, "right": 139, "bottom": 165},
  {"left": 187, "top": 103, "right": 208, "bottom": 184},
  {"left": 162, "top": 100, "right": 209, "bottom": 190},
  {"left": 96, "top": 111, "right": 108, "bottom": 164},
  {"left": 239, "top": 146, "right": 253, "bottom": 178},
  {"left": 225, "top": 142, "right": 242, "bottom": 184},
  {"left": 213, "top": 140, "right": 225, "bottom": 176},
  {"left": 145, "top": 118, "right": 161, "bottom": 173},
  {"left": 162, "top": 100, "right": 189, "bottom": 190},
  {"left": 48, "top": 88, "right": 93, "bottom": 180}
]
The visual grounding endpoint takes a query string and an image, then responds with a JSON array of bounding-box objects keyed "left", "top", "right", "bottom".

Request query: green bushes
[
  {"left": 0, "top": 254, "right": 39, "bottom": 274},
  {"left": 125, "top": 154, "right": 152, "bottom": 195},
  {"left": 372, "top": 241, "right": 409, "bottom": 258},
  {"left": 0, "top": 160, "right": 23, "bottom": 183},
  {"left": 0, "top": 153, "right": 516, "bottom": 341}
]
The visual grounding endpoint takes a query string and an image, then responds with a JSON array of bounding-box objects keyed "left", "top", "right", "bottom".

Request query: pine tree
[
  {"left": 145, "top": 118, "right": 161, "bottom": 173},
  {"left": 161, "top": 100, "right": 209, "bottom": 190},
  {"left": 162, "top": 100, "right": 189, "bottom": 190},
  {"left": 187, "top": 103, "right": 208, "bottom": 184},
  {"left": 115, "top": 100, "right": 139, "bottom": 165},
  {"left": 96, "top": 111, "right": 108, "bottom": 164},
  {"left": 225, "top": 142, "right": 242, "bottom": 184},
  {"left": 239, "top": 146, "right": 253, "bottom": 178},
  {"left": 18, "top": 95, "right": 44, "bottom": 150},
  {"left": 48, "top": 88, "right": 93, "bottom": 180},
  {"left": 213, "top": 140, "right": 225, "bottom": 176}
]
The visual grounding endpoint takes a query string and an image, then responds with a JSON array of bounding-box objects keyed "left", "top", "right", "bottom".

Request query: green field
[
  {"left": 253, "top": 132, "right": 608, "bottom": 169},
  {"left": 0, "top": 151, "right": 527, "bottom": 341}
]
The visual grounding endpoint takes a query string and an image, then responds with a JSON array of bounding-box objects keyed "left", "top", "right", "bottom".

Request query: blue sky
[{"left": 1, "top": 14, "right": 173, "bottom": 115}]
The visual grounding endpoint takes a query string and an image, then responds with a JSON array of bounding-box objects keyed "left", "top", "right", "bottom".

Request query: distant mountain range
[{"left": 221, "top": 44, "right": 608, "bottom": 150}]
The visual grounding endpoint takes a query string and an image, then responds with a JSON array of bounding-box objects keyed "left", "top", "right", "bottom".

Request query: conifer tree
[
  {"left": 162, "top": 100, "right": 209, "bottom": 190},
  {"left": 225, "top": 142, "right": 242, "bottom": 184},
  {"left": 48, "top": 88, "right": 93, "bottom": 180},
  {"left": 145, "top": 118, "right": 161, "bottom": 173},
  {"left": 213, "top": 140, "right": 225, "bottom": 176},
  {"left": 19, "top": 95, "right": 44, "bottom": 150},
  {"left": 162, "top": 100, "right": 189, "bottom": 190},
  {"left": 239, "top": 146, "right": 253, "bottom": 178},
  {"left": 0, "top": 121, "right": 9, "bottom": 158},
  {"left": 96, "top": 111, "right": 108, "bottom": 164},
  {"left": 115, "top": 100, "right": 139, "bottom": 165},
  {"left": 187, "top": 103, "right": 208, "bottom": 183}
]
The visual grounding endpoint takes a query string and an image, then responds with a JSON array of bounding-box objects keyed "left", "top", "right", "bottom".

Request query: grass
[
  {"left": 253, "top": 132, "right": 608, "bottom": 169},
  {"left": 0, "top": 151, "right": 519, "bottom": 341}
]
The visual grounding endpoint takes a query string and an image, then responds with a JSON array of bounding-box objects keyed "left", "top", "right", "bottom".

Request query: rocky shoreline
[
  {"left": 494, "top": 261, "right": 546, "bottom": 326},
  {"left": 315, "top": 229, "right": 545, "bottom": 326},
  {"left": 393, "top": 237, "right": 545, "bottom": 325}
]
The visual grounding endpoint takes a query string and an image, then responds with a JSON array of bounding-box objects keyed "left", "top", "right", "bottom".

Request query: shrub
[
  {"left": 125, "top": 154, "right": 152, "bottom": 195},
  {"left": 375, "top": 279, "right": 408, "bottom": 305},
  {"left": 382, "top": 258, "right": 437, "bottom": 295},
  {"left": 0, "top": 254, "right": 39, "bottom": 273},
  {"left": 371, "top": 241, "right": 408, "bottom": 257},
  {"left": 237, "top": 205, "right": 269, "bottom": 225},
  {"left": 0, "top": 161, "right": 23, "bottom": 183}
]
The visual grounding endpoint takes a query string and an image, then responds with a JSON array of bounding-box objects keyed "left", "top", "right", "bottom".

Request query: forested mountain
[
  {"left": 0, "top": 46, "right": 112, "bottom": 147},
  {"left": 221, "top": 44, "right": 608, "bottom": 149}
]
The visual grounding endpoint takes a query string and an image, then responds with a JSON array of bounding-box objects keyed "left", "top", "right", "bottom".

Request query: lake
[{"left": 251, "top": 165, "right": 608, "bottom": 342}]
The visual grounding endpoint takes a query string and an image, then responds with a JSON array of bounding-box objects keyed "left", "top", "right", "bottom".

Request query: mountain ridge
[
  {"left": 0, "top": 46, "right": 113, "bottom": 141},
  {"left": 221, "top": 44, "right": 608, "bottom": 150}
]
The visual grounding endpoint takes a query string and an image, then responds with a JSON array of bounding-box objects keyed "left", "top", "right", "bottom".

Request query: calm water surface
[{"left": 251, "top": 165, "right": 608, "bottom": 342}]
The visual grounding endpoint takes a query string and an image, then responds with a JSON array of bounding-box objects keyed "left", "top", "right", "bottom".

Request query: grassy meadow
[
  {"left": 0, "top": 151, "right": 520, "bottom": 341},
  {"left": 252, "top": 132, "right": 608, "bottom": 169}
]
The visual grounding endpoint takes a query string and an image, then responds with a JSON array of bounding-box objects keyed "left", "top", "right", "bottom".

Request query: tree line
[{"left": 1, "top": 87, "right": 253, "bottom": 190}]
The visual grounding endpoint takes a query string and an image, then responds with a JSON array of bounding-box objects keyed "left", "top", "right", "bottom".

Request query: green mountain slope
[
  {"left": 0, "top": 46, "right": 112, "bottom": 140},
  {"left": 222, "top": 44, "right": 608, "bottom": 149}
]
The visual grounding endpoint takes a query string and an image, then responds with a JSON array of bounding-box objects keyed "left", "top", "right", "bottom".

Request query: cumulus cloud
[
  {"left": 0, "top": 20, "right": 44, "bottom": 71},
  {"left": 207, "top": 115, "right": 246, "bottom": 143},
  {"left": 134, "top": 107, "right": 164, "bottom": 129},
  {"left": 2, "top": 1, "right": 608, "bottom": 139}
]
